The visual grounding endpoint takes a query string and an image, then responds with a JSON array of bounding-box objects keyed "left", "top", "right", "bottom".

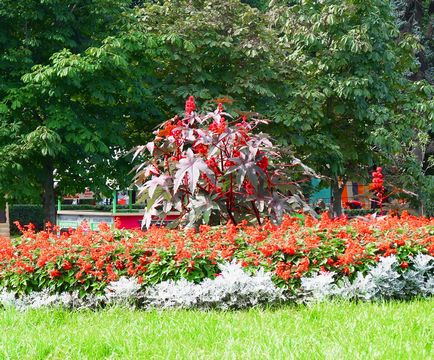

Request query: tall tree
[
  {"left": 1, "top": 0, "right": 293, "bottom": 223},
  {"left": 389, "top": 0, "right": 434, "bottom": 215},
  {"left": 271, "top": 0, "right": 429, "bottom": 216},
  {"left": 0, "top": 1, "right": 159, "bottom": 222},
  {"left": 393, "top": 0, "right": 434, "bottom": 83},
  {"left": 136, "top": 0, "right": 287, "bottom": 116}
]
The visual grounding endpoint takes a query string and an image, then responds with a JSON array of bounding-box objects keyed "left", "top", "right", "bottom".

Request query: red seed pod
[{"left": 185, "top": 96, "right": 196, "bottom": 114}]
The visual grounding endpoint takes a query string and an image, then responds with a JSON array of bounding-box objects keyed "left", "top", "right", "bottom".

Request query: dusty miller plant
[
  {"left": 332, "top": 256, "right": 406, "bottom": 301},
  {"left": 401, "top": 253, "right": 434, "bottom": 298},
  {"left": 300, "top": 271, "right": 337, "bottom": 302},
  {"left": 133, "top": 96, "right": 315, "bottom": 228},
  {"left": 0, "top": 288, "right": 105, "bottom": 311},
  {"left": 143, "top": 261, "right": 285, "bottom": 310},
  {"left": 104, "top": 276, "right": 143, "bottom": 307},
  {"left": 1, "top": 254, "right": 432, "bottom": 310},
  {"left": 302, "top": 254, "right": 434, "bottom": 302}
]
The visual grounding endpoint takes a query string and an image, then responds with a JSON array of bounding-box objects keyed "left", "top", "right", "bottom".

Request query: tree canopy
[
  {"left": 0, "top": 0, "right": 158, "bottom": 221},
  {"left": 0, "top": 0, "right": 289, "bottom": 222},
  {"left": 0, "top": 0, "right": 433, "bottom": 222},
  {"left": 270, "top": 0, "right": 433, "bottom": 216}
]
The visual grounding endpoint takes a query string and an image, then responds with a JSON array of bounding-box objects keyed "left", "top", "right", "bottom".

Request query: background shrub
[
  {"left": 9, "top": 205, "right": 44, "bottom": 235},
  {"left": 61, "top": 204, "right": 145, "bottom": 212},
  {"left": 345, "top": 209, "right": 377, "bottom": 217}
]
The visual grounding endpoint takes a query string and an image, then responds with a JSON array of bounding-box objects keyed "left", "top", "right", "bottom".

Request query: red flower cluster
[
  {"left": 185, "top": 95, "right": 196, "bottom": 115},
  {"left": 209, "top": 118, "right": 227, "bottom": 134},
  {"left": 257, "top": 155, "right": 269, "bottom": 171},
  {"left": 371, "top": 166, "right": 385, "bottom": 210},
  {"left": 0, "top": 213, "right": 432, "bottom": 295}
]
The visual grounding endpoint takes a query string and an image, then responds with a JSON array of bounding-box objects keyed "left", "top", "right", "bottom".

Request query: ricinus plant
[
  {"left": 370, "top": 167, "right": 416, "bottom": 216},
  {"left": 371, "top": 167, "right": 385, "bottom": 213},
  {"left": 133, "top": 96, "right": 316, "bottom": 228}
]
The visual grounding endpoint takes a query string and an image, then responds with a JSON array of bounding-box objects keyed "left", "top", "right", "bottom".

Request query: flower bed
[{"left": 0, "top": 213, "right": 433, "bottom": 309}]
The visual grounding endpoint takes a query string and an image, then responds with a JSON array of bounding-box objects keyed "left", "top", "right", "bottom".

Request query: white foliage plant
[
  {"left": 0, "top": 255, "right": 432, "bottom": 310},
  {"left": 143, "top": 261, "right": 285, "bottom": 310},
  {"left": 301, "top": 254, "right": 434, "bottom": 303}
]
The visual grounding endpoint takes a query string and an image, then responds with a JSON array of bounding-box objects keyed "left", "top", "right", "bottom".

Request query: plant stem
[
  {"left": 226, "top": 202, "right": 237, "bottom": 225},
  {"left": 251, "top": 201, "right": 262, "bottom": 225}
]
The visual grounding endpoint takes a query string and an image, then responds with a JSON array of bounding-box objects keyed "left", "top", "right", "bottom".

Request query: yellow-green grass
[{"left": 0, "top": 299, "right": 433, "bottom": 359}]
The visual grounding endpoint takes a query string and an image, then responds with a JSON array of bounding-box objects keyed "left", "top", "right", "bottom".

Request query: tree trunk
[
  {"left": 329, "top": 176, "right": 346, "bottom": 218},
  {"left": 42, "top": 160, "right": 56, "bottom": 225},
  {"left": 401, "top": 0, "right": 431, "bottom": 81}
]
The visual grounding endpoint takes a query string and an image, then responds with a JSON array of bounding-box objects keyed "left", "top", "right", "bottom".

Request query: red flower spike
[
  {"left": 185, "top": 96, "right": 196, "bottom": 115},
  {"left": 371, "top": 166, "right": 386, "bottom": 213},
  {"left": 257, "top": 156, "right": 269, "bottom": 171}
]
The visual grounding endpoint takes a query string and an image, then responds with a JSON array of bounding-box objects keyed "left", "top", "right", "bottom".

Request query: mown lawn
[{"left": 0, "top": 299, "right": 433, "bottom": 360}]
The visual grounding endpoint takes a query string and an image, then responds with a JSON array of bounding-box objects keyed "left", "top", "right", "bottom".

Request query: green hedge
[
  {"left": 345, "top": 209, "right": 378, "bottom": 217},
  {"left": 9, "top": 205, "right": 44, "bottom": 235},
  {"left": 60, "top": 204, "right": 145, "bottom": 211}
]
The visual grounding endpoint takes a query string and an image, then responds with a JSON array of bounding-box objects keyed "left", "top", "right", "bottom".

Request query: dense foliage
[
  {"left": 0, "top": 0, "right": 154, "bottom": 222},
  {"left": 1, "top": 0, "right": 433, "bottom": 220},
  {"left": 392, "top": 0, "right": 434, "bottom": 216},
  {"left": 8, "top": 205, "right": 45, "bottom": 236},
  {"left": 137, "top": 0, "right": 285, "bottom": 115},
  {"left": 394, "top": 0, "right": 434, "bottom": 83},
  {"left": 0, "top": 0, "right": 288, "bottom": 222},
  {"left": 271, "top": 0, "right": 433, "bottom": 216}
]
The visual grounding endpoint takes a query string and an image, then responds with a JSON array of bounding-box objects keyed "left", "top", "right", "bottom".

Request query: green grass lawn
[{"left": 0, "top": 299, "right": 433, "bottom": 360}]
